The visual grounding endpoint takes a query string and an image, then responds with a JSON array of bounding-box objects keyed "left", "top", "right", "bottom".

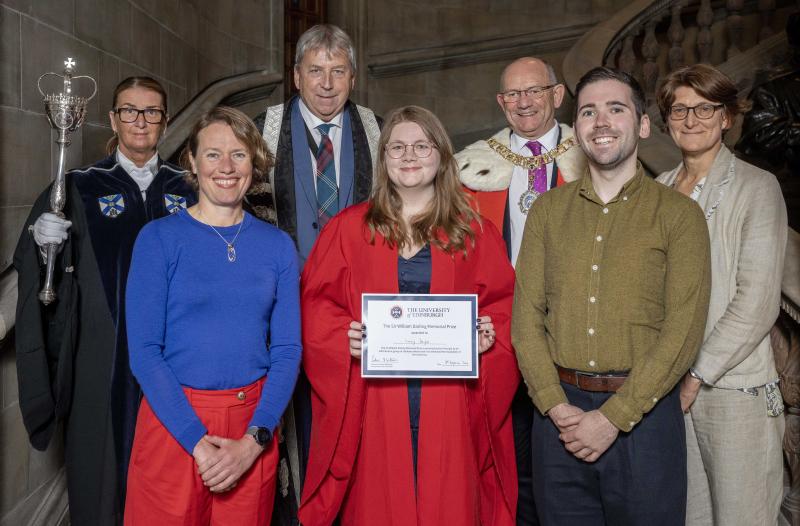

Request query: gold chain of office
[{"left": 487, "top": 136, "right": 577, "bottom": 169}]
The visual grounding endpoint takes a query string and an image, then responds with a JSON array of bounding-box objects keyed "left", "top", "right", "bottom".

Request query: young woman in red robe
[{"left": 298, "top": 105, "right": 519, "bottom": 526}]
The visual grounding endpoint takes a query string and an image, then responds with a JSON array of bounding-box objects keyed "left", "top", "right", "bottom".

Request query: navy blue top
[
  {"left": 398, "top": 245, "right": 432, "bottom": 480},
  {"left": 126, "top": 209, "right": 302, "bottom": 453}
]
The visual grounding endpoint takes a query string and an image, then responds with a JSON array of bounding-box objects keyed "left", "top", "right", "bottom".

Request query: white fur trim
[
  {"left": 455, "top": 128, "right": 513, "bottom": 191},
  {"left": 456, "top": 125, "right": 586, "bottom": 191}
]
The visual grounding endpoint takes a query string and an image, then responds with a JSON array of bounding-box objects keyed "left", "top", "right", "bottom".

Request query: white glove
[{"left": 32, "top": 212, "right": 71, "bottom": 248}]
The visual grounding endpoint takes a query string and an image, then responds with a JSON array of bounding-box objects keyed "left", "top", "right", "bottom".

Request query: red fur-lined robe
[{"left": 298, "top": 203, "right": 519, "bottom": 526}]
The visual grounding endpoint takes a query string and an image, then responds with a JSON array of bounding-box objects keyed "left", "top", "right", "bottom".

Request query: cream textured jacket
[{"left": 657, "top": 145, "right": 787, "bottom": 389}]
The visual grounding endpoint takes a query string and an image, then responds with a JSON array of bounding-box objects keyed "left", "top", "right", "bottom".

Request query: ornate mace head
[{"left": 37, "top": 57, "right": 97, "bottom": 133}]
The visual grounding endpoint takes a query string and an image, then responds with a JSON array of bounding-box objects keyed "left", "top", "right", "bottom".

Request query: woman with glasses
[
  {"left": 14, "top": 76, "right": 195, "bottom": 525},
  {"left": 656, "top": 64, "right": 787, "bottom": 525},
  {"left": 298, "top": 106, "right": 518, "bottom": 525}
]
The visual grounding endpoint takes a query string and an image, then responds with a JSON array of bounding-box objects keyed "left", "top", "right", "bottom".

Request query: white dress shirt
[
  {"left": 298, "top": 99, "right": 344, "bottom": 190},
  {"left": 508, "top": 122, "right": 560, "bottom": 266},
  {"left": 117, "top": 149, "right": 159, "bottom": 198}
]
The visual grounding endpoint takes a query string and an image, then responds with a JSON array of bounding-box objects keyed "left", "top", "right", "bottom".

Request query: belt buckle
[{"left": 575, "top": 370, "right": 601, "bottom": 380}]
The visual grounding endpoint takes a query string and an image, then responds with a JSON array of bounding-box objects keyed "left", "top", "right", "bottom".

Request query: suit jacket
[
  {"left": 657, "top": 145, "right": 787, "bottom": 388},
  {"left": 254, "top": 97, "right": 380, "bottom": 264}
]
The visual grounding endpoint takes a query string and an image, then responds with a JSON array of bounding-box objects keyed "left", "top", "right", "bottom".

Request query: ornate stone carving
[
  {"left": 668, "top": 2, "right": 686, "bottom": 71},
  {"left": 726, "top": 0, "right": 746, "bottom": 58},
  {"left": 619, "top": 33, "right": 638, "bottom": 75},
  {"left": 641, "top": 21, "right": 661, "bottom": 104},
  {"left": 697, "top": 0, "right": 715, "bottom": 63},
  {"left": 758, "top": 0, "right": 777, "bottom": 41}
]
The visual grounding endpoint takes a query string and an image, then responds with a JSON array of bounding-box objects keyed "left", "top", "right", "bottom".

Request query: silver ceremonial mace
[{"left": 37, "top": 58, "right": 97, "bottom": 304}]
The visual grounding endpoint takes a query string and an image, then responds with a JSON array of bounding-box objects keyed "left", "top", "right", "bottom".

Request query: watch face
[{"left": 256, "top": 428, "right": 270, "bottom": 445}]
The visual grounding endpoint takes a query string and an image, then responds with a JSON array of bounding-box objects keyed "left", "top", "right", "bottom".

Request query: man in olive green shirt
[{"left": 512, "top": 67, "right": 711, "bottom": 525}]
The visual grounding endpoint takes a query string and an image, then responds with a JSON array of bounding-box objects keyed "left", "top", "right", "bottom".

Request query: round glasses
[
  {"left": 385, "top": 141, "right": 436, "bottom": 159},
  {"left": 113, "top": 107, "right": 166, "bottom": 124},
  {"left": 668, "top": 103, "right": 725, "bottom": 121},
  {"left": 499, "top": 84, "right": 557, "bottom": 103}
]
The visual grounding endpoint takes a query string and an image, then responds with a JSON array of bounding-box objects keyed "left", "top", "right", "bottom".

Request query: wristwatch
[{"left": 245, "top": 426, "right": 272, "bottom": 448}]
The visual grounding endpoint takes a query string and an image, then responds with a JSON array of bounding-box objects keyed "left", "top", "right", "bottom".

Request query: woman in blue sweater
[{"left": 124, "top": 106, "right": 301, "bottom": 526}]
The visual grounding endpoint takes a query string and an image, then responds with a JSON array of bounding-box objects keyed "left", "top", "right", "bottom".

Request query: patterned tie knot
[
  {"left": 317, "top": 123, "right": 334, "bottom": 136},
  {"left": 526, "top": 140, "right": 543, "bottom": 156}
]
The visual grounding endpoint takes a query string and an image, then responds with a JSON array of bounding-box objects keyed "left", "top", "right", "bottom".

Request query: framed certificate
[{"left": 361, "top": 293, "right": 479, "bottom": 379}]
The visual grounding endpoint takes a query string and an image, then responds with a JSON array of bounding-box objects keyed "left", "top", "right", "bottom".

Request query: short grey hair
[
  {"left": 294, "top": 24, "right": 356, "bottom": 73},
  {"left": 544, "top": 62, "right": 558, "bottom": 84}
]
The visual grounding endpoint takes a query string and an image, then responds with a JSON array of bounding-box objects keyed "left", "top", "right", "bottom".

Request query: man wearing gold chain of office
[{"left": 455, "top": 57, "right": 586, "bottom": 525}]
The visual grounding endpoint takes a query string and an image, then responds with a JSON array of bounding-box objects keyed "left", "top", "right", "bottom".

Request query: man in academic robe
[
  {"left": 454, "top": 57, "right": 586, "bottom": 525},
  {"left": 251, "top": 24, "right": 381, "bottom": 266},
  {"left": 251, "top": 24, "right": 381, "bottom": 522},
  {"left": 14, "top": 77, "right": 195, "bottom": 526}
]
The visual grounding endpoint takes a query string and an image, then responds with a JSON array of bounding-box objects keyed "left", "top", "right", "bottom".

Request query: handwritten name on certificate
[{"left": 361, "top": 294, "right": 478, "bottom": 379}]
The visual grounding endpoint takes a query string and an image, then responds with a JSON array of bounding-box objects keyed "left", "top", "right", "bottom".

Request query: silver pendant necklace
[{"left": 198, "top": 210, "right": 244, "bottom": 263}]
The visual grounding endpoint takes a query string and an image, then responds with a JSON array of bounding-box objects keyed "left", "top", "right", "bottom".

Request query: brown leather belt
[{"left": 556, "top": 365, "right": 628, "bottom": 393}]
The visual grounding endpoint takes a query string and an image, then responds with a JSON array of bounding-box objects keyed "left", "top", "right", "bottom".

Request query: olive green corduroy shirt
[{"left": 512, "top": 164, "right": 711, "bottom": 432}]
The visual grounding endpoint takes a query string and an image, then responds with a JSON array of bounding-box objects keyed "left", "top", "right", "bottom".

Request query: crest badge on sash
[
  {"left": 164, "top": 193, "right": 187, "bottom": 214},
  {"left": 98, "top": 194, "right": 125, "bottom": 218}
]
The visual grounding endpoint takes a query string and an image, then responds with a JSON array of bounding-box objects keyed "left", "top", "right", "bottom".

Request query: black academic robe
[
  {"left": 252, "top": 98, "right": 380, "bottom": 526},
  {"left": 14, "top": 155, "right": 196, "bottom": 526},
  {"left": 251, "top": 97, "right": 376, "bottom": 233}
]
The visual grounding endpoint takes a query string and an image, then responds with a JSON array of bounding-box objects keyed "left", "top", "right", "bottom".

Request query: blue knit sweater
[{"left": 126, "top": 209, "right": 301, "bottom": 454}]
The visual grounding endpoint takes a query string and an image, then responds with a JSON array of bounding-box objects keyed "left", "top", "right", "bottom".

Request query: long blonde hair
[{"left": 365, "top": 105, "right": 478, "bottom": 255}]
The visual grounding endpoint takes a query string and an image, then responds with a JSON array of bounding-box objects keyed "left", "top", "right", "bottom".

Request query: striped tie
[{"left": 315, "top": 123, "right": 339, "bottom": 226}]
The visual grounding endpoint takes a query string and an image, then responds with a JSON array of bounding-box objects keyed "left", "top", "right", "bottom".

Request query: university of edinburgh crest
[
  {"left": 164, "top": 193, "right": 187, "bottom": 214},
  {"left": 98, "top": 194, "right": 125, "bottom": 218}
]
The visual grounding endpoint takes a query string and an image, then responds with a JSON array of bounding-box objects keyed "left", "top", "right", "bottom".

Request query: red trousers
[{"left": 124, "top": 379, "right": 278, "bottom": 526}]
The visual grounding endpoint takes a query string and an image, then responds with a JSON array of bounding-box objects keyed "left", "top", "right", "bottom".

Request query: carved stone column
[
  {"left": 668, "top": 2, "right": 686, "bottom": 72},
  {"left": 726, "top": 0, "right": 745, "bottom": 59},
  {"left": 619, "top": 33, "right": 638, "bottom": 76},
  {"left": 758, "top": 0, "right": 776, "bottom": 42},
  {"left": 641, "top": 21, "right": 661, "bottom": 105},
  {"left": 697, "top": 0, "right": 715, "bottom": 63}
]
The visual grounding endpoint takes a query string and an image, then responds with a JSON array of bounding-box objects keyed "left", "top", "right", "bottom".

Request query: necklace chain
[
  {"left": 197, "top": 210, "right": 244, "bottom": 263},
  {"left": 487, "top": 136, "right": 577, "bottom": 170},
  {"left": 487, "top": 137, "right": 577, "bottom": 214}
]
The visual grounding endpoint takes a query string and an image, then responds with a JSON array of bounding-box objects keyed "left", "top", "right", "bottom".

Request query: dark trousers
[
  {"left": 512, "top": 384, "right": 539, "bottom": 525},
  {"left": 532, "top": 382, "right": 686, "bottom": 526}
]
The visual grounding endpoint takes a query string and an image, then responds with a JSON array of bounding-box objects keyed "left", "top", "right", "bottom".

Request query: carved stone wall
[{"left": 331, "top": 0, "right": 631, "bottom": 148}]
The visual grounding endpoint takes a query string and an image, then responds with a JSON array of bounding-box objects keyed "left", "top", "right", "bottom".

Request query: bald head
[
  {"left": 500, "top": 58, "right": 557, "bottom": 92},
  {"left": 497, "top": 57, "right": 564, "bottom": 140}
]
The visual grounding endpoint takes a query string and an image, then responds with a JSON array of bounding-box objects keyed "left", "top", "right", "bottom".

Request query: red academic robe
[
  {"left": 298, "top": 202, "right": 519, "bottom": 526},
  {"left": 464, "top": 168, "right": 566, "bottom": 234}
]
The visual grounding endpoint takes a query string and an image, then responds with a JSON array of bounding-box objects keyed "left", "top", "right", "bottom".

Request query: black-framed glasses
[
  {"left": 385, "top": 141, "right": 436, "bottom": 159},
  {"left": 668, "top": 103, "right": 725, "bottom": 121},
  {"left": 500, "top": 84, "right": 557, "bottom": 103},
  {"left": 113, "top": 107, "right": 166, "bottom": 124}
]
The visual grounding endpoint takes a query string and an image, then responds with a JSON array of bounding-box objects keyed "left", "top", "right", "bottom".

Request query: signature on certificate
[
  {"left": 436, "top": 359, "right": 468, "bottom": 367},
  {"left": 370, "top": 356, "right": 399, "bottom": 364}
]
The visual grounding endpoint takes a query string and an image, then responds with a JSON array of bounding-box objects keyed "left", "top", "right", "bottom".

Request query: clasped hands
[
  {"left": 549, "top": 403, "right": 619, "bottom": 463},
  {"left": 192, "top": 434, "right": 263, "bottom": 493},
  {"left": 347, "top": 316, "right": 497, "bottom": 359}
]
